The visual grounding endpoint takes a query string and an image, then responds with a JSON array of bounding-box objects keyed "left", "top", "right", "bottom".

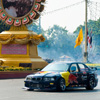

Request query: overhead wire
[
  {"left": 42, "top": 0, "right": 85, "bottom": 15},
  {"left": 42, "top": 0, "right": 100, "bottom": 21}
]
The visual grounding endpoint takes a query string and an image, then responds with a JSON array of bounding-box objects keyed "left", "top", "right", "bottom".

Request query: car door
[
  {"left": 69, "top": 63, "right": 82, "bottom": 85},
  {"left": 77, "top": 63, "right": 89, "bottom": 85}
]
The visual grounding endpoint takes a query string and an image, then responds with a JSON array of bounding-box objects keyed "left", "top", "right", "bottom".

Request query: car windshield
[{"left": 42, "top": 63, "right": 69, "bottom": 72}]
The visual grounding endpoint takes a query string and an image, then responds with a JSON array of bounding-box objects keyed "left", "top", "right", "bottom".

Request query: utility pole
[{"left": 84, "top": 0, "right": 88, "bottom": 62}]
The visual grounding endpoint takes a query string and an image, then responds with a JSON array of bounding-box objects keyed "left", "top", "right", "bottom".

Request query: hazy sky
[{"left": 41, "top": 0, "right": 100, "bottom": 33}]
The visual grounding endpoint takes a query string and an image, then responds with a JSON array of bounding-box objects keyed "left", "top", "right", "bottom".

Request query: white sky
[{"left": 41, "top": 0, "right": 100, "bottom": 33}]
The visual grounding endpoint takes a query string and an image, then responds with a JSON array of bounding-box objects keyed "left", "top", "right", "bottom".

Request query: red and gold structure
[{"left": 0, "top": 0, "right": 48, "bottom": 70}]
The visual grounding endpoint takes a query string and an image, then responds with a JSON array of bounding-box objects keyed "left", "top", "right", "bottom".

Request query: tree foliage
[
  {"left": 74, "top": 18, "right": 100, "bottom": 35},
  {"left": 1, "top": 18, "right": 100, "bottom": 62},
  {"left": 38, "top": 25, "right": 82, "bottom": 60},
  {"left": 74, "top": 18, "right": 100, "bottom": 63},
  {"left": 0, "top": 21, "right": 10, "bottom": 33}
]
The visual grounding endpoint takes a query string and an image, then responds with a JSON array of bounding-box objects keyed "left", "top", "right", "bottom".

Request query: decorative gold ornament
[
  {"left": 0, "top": 32, "right": 45, "bottom": 45},
  {"left": 0, "top": 0, "right": 46, "bottom": 26}
]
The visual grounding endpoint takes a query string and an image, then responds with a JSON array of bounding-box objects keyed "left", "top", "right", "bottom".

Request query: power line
[
  {"left": 42, "top": 0, "right": 100, "bottom": 20},
  {"left": 42, "top": 0, "right": 84, "bottom": 15}
]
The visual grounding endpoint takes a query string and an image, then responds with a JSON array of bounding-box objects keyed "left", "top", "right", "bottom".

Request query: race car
[{"left": 24, "top": 62, "right": 98, "bottom": 91}]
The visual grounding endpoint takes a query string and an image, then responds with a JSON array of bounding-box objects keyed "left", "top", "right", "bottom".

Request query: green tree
[
  {"left": 0, "top": 21, "right": 10, "bottom": 33},
  {"left": 74, "top": 18, "right": 100, "bottom": 63},
  {"left": 38, "top": 25, "right": 82, "bottom": 60}
]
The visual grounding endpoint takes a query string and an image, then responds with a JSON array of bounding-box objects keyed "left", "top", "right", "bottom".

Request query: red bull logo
[{"left": 68, "top": 74, "right": 78, "bottom": 84}]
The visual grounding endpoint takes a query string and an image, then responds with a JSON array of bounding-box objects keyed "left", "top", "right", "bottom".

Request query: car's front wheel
[
  {"left": 57, "top": 78, "right": 66, "bottom": 91},
  {"left": 27, "top": 88, "right": 34, "bottom": 91},
  {"left": 86, "top": 77, "right": 95, "bottom": 90}
]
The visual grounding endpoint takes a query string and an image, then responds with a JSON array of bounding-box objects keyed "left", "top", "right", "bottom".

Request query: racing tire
[
  {"left": 27, "top": 88, "right": 34, "bottom": 91},
  {"left": 86, "top": 77, "right": 95, "bottom": 90},
  {"left": 57, "top": 78, "right": 66, "bottom": 92}
]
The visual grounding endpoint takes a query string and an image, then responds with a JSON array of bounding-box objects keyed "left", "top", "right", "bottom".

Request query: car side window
[
  {"left": 78, "top": 64, "right": 88, "bottom": 72},
  {"left": 70, "top": 64, "right": 78, "bottom": 72}
]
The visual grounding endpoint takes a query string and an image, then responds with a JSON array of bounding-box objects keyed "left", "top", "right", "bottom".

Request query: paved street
[{"left": 0, "top": 76, "right": 100, "bottom": 100}]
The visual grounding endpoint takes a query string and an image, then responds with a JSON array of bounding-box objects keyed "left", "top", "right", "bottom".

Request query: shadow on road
[{"left": 24, "top": 88, "right": 100, "bottom": 93}]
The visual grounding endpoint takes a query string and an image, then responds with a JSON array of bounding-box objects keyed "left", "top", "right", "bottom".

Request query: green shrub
[{"left": 0, "top": 66, "right": 32, "bottom": 71}]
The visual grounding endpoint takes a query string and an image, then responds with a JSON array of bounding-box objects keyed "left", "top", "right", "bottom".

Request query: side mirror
[{"left": 70, "top": 66, "right": 76, "bottom": 72}]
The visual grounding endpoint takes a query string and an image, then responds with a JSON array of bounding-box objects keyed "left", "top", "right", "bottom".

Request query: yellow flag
[{"left": 74, "top": 28, "right": 83, "bottom": 48}]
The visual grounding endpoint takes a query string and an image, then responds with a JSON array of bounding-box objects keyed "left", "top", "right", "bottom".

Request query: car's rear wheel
[
  {"left": 86, "top": 77, "right": 95, "bottom": 90},
  {"left": 57, "top": 78, "right": 66, "bottom": 91}
]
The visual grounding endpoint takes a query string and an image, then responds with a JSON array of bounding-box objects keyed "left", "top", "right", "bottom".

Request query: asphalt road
[{"left": 0, "top": 76, "right": 100, "bottom": 100}]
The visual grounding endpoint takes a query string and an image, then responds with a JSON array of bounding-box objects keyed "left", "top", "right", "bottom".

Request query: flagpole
[{"left": 84, "top": 0, "right": 88, "bottom": 62}]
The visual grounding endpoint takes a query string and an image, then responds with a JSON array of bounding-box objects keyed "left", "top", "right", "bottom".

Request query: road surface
[{"left": 0, "top": 76, "right": 100, "bottom": 100}]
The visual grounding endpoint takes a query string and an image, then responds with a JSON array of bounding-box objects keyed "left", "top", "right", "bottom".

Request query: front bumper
[{"left": 24, "top": 81, "right": 57, "bottom": 90}]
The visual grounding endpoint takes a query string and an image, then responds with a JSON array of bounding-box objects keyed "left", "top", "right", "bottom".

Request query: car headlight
[
  {"left": 43, "top": 77, "right": 55, "bottom": 81},
  {"left": 25, "top": 77, "right": 32, "bottom": 81}
]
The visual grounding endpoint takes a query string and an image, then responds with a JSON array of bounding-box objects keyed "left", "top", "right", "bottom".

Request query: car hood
[{"left": 27, "top": 71, "right": 60, "bottom": 78}]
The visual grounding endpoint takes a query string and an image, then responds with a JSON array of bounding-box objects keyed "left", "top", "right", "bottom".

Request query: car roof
[{"left": 50, "top": 61, "right": 84, "bottom": 65}]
